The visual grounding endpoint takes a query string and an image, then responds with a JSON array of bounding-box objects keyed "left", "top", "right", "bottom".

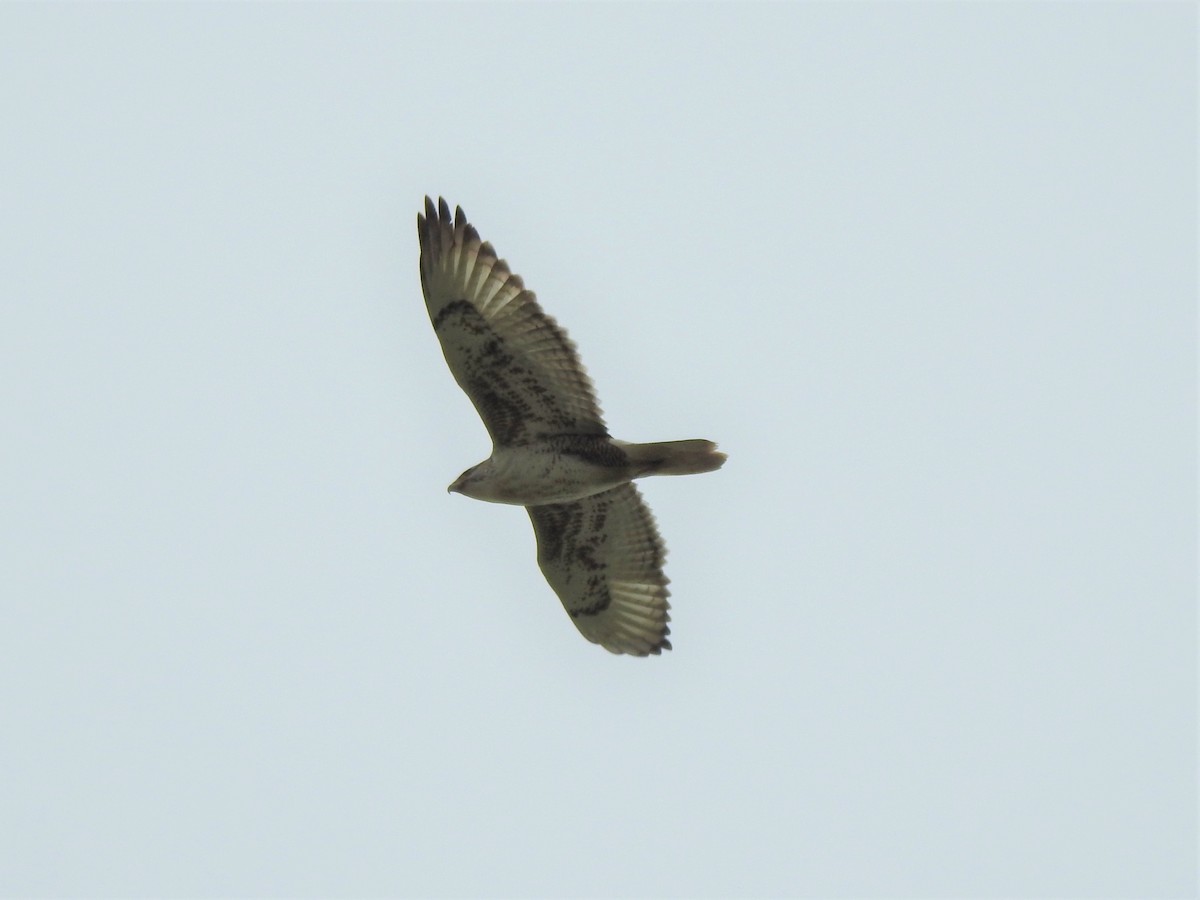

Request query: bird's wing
[
  {"left": 418, "top": 196, "right": 607, "bottom": 446},
  {"left": 527, "top": 483, "right": 671, "bottom": 656}
]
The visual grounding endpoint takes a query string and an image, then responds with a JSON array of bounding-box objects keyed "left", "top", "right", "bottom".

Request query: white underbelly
[{"left": 472, "top": 446, "right": 630, "bottom": 505}]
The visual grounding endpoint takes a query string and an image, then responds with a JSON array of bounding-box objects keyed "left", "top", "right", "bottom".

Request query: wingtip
[
  {"left": 420, "top": 197, "right": 473, "bottom": 225},
  {"left": 657, "top": 624, "right": 673, "bottom": 654},
  {"left": 418, "top": 195, "right": 436, "bottom": 235},
  {"left": 642, "top": 636, "right": 672, "bottom": 656}
]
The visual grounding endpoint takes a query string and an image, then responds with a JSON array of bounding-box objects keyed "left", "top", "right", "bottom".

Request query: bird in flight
[{"left": 418, "top": 197, "right": 725, "bottom": 655}]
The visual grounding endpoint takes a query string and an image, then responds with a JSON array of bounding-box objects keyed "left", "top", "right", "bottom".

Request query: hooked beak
[{"left": 447, "top": 475, "right": 465, "bottom": 494}]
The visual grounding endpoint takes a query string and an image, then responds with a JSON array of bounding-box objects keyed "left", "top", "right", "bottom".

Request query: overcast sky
[{"left": 1, "top": 4, "right": 1195, "bottom": 898}]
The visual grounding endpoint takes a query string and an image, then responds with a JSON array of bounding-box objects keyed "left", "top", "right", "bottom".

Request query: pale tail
[{"left": 618, "top": 439, "right": 728, "bottom": 477}]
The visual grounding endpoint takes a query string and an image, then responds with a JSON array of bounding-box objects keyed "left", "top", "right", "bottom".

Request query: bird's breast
[{"left": 463, "top": 441, "right": 634, "bottom": 506}]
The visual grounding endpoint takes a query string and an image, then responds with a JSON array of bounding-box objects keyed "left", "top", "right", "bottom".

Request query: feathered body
[
  {"left": 449, "top": 436, "right": 724, "bottom": 505},
  {"left": 418, "top": 197, "right": 725, "bottom": 656}
]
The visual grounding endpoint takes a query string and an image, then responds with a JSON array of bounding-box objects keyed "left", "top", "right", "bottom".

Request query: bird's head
[{"left": 448, "top": 461, "right": 490, "bottom": 498}]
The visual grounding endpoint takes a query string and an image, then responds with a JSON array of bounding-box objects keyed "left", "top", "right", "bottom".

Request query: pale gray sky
[{"left": 1, "top": 3, "right": 1195, "bottom": 898}]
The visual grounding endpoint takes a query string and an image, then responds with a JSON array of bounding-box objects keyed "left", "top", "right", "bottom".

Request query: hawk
[{"left": 418, "top": 197, "right": 725, "bottom": 655}]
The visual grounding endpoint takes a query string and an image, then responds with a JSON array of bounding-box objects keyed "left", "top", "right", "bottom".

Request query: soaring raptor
[{"left": 418, "top": 197, "right": 725, "bottom": 656}]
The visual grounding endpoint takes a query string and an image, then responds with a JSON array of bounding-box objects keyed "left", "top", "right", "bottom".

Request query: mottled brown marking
[
  {"left": 431, "top": 301, "right": 603, "bottom": 446},
  {"left": 570, "top": 585, "right": 612, "bottom": 618}
]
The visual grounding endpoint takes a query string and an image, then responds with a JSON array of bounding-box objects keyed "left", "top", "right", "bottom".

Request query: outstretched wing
[
  {"left": 418, "top": 197, "right": 607, "bottom": 446},
  {"left": 527, "top": 483, "right": 671, "bottom": 656}
]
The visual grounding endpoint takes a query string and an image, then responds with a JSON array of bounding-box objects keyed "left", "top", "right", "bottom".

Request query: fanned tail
[{"left": 617, "top": 439, "right": 727, "bottom": 477}]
